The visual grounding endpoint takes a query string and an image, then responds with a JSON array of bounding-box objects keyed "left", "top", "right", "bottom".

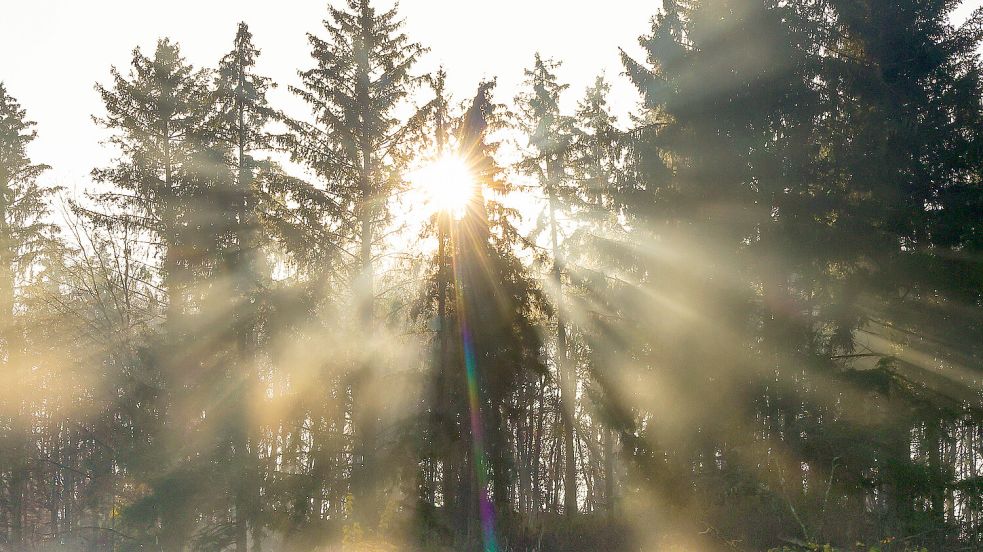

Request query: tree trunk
[
  {"left": 352, "top": 80, "right": 380, "bottom": 527},
  {"left": 545, "top": 159, "right": 578, "bottom": 517},
  {"left": 603, "top": 427, "right": 616, "bottom": 515}
]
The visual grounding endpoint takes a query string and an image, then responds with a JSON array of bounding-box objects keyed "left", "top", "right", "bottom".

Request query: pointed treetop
[
  {"left": 0, "top": 83, "right": 50, "bottom": 188},
  {"left": 213, "top": 22, "right": 278, "bottom": 155}
]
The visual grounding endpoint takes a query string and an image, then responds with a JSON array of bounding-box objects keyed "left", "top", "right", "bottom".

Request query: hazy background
[{"left": 0, "top": 0, "right": 670, "bottom": 194}]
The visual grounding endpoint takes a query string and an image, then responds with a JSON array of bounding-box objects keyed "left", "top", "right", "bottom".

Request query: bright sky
[
  {"left": 0, "top": 0, "right": 661, "bottom": 193},
  {"left": 2, "top": 1, "right": 981, "bottom": 194}
]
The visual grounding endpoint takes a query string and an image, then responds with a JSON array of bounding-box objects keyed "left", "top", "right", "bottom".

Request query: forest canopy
[{"left": 1, "top": 1, "right": 983, "bottom": 551}]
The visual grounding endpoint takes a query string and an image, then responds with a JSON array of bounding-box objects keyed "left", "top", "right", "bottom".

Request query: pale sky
[
  {"left": 0, "top": 0, "right": 658, "bottom": 192},
  {"left": 2, "top": 1, "right": 981, "bottom": 193}
]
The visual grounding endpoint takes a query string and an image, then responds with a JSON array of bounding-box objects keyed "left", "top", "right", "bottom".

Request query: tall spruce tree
[
  {"left": 206, "top": 22, "right": 279, "bottom": 552},
  {"left": 0, "top": 82, "right": 55, "bottom": 551},
  {"left": 515, "top": 54, "right": 580, "bottom": 516},
  {"left": 285, "top": 0, "right": 426, "bottom": 528},
  {"left": 89, "top": 39, "right": 213, "bottom": 324},
  {"left": 569, "top": 75, "right": 625, "bottom": 516},
  {"left": 453, "top": 79, "right": 546, "bottom": 545},
  {"left": 611, "top": 0, "right": 983, "bottom": 547},
  {"left": 88, "top": 38, "right": 229, "bottom": 551},
  {"left": 411, "top": 66, "right": 456, "bottom": 515}
]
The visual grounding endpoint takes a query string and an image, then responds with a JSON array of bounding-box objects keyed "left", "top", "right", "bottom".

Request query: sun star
[{"left": 410, "top": 154, "right": 476, "bottom": 219}]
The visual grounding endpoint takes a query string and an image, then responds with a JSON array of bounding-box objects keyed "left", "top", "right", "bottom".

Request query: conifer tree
[
  {"left": 0, "top": 82, "right": 55, "bottom": 551},
  {"left": 570, "top": 75, "right": 625, "bottom": 515},
  {"left": 89, "top": 39, "right": 213, "bottom": 323},
  {"left": 285, "top": 0, "right": 426, "bottom": 527},
  {"left": 515, "top": 54, "right": 580, "bottom": 516},
  {"left": 618, "top": 0, "right": 841, "bottom": 536},
  {"left": 818, "top": 1, "right": 983, "bottom": 544},
  {"left": 454, "top": 80, "right": 545, "bottom": 541},
  {"left": 614, "top": 1, "right": 983, "bottom": 547},
  {"left": 572, "top": 76, "right": 621, "bottom": 217},
  {"left": 820, "top": 0, "right": 983, "bottom": 354},
  {"left": 208, "top": 22, "right": 279, "bottom": 551},
  {"left": 88, "top": 38, "right": 227, "bottom": 551},
  {"left": 412, "top": 66, "right": 456, "bottom": 513},
  {"left": 414, "top": 79, "right": 547, "bottom": 545}
]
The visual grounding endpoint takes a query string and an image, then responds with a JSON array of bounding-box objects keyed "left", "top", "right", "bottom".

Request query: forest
[{"left": 1, "top": 0, "right": 983, "bottom": 550}]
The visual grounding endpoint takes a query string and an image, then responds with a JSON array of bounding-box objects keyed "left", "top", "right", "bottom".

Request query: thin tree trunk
[
  {"left": 545, "top": 159, "right": 578, "bottom": 516},
  {"left": 234, "top": 67, "right": 250, "bottom": 552},
  {"left": 349, "top": 25, "right": 382, "bottom": 525},
  {"left": 603, "top": 427, "right": 616, "bottom": 515},
  {"left": 927, "top": 416, "right": 946, "bottom": 548},
  {"left": 532, "top": 378, "right": 545, "bottom": 518}
]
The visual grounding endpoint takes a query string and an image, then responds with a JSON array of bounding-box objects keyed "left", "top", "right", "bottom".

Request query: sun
[{"left": 408, "top": 154, "right": 476, "bottom": 219}]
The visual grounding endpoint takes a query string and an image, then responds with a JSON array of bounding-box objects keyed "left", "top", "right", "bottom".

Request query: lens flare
[{"left": 450, "top": 224, "right": 499, "bottom": 552}]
